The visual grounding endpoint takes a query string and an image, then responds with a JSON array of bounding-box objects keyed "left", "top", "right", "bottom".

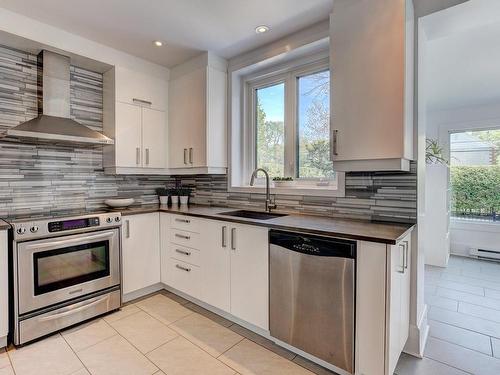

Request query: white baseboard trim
[
  {"left": 122, "top": 283, "right": 163, "bottom": 303},
  {"left": 403, "top": 303, "right": 429, "bottom": 358}
]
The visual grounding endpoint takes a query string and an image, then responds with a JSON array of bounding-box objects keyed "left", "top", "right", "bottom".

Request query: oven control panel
[
  {"left": 11, "top": 212, "right": 122, "bottom": 240},
  {"left": 48, "top": 217, "right": 101, "bottom": 232}
]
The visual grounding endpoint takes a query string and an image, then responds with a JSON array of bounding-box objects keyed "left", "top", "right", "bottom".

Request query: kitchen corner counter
[
  {"left": 120, "top": 204, "right": 414, "bottom": 244},
  {"left": 0, "top": 220, "right": 10, "bottom": 230}
]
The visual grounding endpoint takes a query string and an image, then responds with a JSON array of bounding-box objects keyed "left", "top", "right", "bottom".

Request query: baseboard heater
[{"left": 469, "top": 247, "right": 500, "bottom": 261}]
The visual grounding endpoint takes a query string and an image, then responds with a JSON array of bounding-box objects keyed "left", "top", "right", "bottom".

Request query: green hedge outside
[{"left": 450, "top": 165, "right": 500, "bottom": 217}]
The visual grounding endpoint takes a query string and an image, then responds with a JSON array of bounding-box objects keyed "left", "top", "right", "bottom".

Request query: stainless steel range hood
[{"left": 2, "top": 50, "right": 113, "bottom": 145}]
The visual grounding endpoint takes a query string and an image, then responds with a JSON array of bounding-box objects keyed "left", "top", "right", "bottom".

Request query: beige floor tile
[
  {"left": 0, "top": 366, "right": 14, "bottom": 375},
  {"left": 8, "top": 334, "right": 84, "bottom": 375},
  {"left": 292, "top": 356, "right": 336, "bottom": 375},
  {"left": 229, "top": 324, "right": 296, "bottom": 360},
  {"left": 170, "top": 313, "right": 243, "bottom": 357},
  {"left": 135, "top": 294, "right": 193, "bottom": 325},
  {"left": 147, "top": 336, "right": 235, "bottom": 375},
  {"left": 69, "top": 369, "right": 90, "bottom": 375},
  {"left": 77, "top": 335, "right": 158, "bottom": 375},
  {"left": 219, "top": 339, "right": 314, "bottom": 375},
  {"left": 0, "top": 349, "right": 10, "bottom": 369},
  {"left": 62, "top": 319, "right": 117, "bottom": 352},
  {"left": 103, "top": 304, "right": 141, "bottom": 324},
  {"left": 162, "top": 291, "right": 190, "bottom": 305},
  {"left": 109, "top": 311, "right": 178, "bottom": 353}
]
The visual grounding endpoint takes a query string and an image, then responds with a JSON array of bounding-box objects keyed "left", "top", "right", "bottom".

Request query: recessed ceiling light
[
  {"left": 153, "top": 40, "right": 163, "bottom": 47},
  {"left": 255, "top": 25, "right": 270, "bottom": 34}
]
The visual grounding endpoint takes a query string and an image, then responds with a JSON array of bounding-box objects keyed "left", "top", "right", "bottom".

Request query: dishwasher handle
[{"left": 269, "top": 230, "right": 356, "bottom": 259}]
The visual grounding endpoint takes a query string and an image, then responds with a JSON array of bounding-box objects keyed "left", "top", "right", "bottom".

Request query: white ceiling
[
  {"left": 423, "top": 0, "right": 500, "bottom": 112},
  {"left": 0, "top": 0, "right": 333, "bottom": 68}
]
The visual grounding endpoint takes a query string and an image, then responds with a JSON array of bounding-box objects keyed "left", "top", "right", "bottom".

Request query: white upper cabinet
[
  {"left": 0, "top": 230, "right": 7, "bottom": 347},
  {"left": 103, "top": 66, "right": 168, "bottom": 174},
  {"left": 114, "top": 66, "right": 168, "bottom": 111},
  {"left": 168, "top": 52, "right": 227, "bottom": 174},
  {"left": 330, "top": 0, "right": 414, "bottom": 171}
]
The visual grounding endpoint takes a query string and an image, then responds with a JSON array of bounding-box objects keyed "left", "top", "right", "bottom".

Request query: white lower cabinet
[
  {"left": 122, "top": 213, "right": 161, "bottom": 295},
  {"left": 160, "top": 214, "right": 269, "bottom": 330},
  {"left": 228, "top": 223, "right": 269, "bottom": 330}
]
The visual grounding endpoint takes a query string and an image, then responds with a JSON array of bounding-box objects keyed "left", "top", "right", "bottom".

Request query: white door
[
  {"left": 122, "top": 213, "right": 161, "bottom": 294},
  {"left": 142, "top": 108, "right": 167, "bottom": 169},
  {"left": 230, "top": 223, "right": 269, "bottom": 330},
  {"left": 0, "top": 231, "right": 7, "bottom": 342},
  {"left": 400, "top": 239, "right": 411, "bottom": 349},
  {"left": 159, "top": 213, "right": 170, "bottom": 284},
  {"left": 168, "top": 68, "right": 206, "bottom": 168},
  {"left": 200, "top": 219, "right": 230, "bottom": 312},
  {"left": 115, "top": 102, "right": 142, "bottom": 168},
  {"left": 388, "top": 242, "right": 404, "bottom": 375}
]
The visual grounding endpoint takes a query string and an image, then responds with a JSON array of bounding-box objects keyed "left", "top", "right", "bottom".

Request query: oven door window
[{"left": 33, "top": 240, "right": 110, "bottom": 296}]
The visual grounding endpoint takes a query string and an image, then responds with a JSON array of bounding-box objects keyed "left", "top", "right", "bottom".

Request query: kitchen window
[{"left": 236, "top": 57, "right": 344, "bottom": 195}]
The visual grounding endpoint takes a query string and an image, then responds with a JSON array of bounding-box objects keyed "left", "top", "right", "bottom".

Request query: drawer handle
[
  {"left": 175, "top": 218, "right": 190, "bottom": 224},
  {"left": 183, "top": 149, "right": 188, "bottom": 165},
  {"left": 175, "top": 248, "right": 191, "bottom": 256},
  {"left": 175, "top": 233, "right": 190, "bottom": 240},
  {"left": 176, "top": 264, "right": 191, "bottom": 272},
  {"left": 132, "top": 98, "right": 152, "bottom": 106}
]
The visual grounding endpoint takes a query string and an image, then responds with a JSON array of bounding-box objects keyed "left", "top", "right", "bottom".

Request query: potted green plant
[
  {"left": 169, "top": 188, "right": 179, "bottom": 206},
  {"left": 156, "top": 188, "right": 169, "bottom": 205},
  {"left": 426, "top": 138, "right": 448, "bottom": 165},
  {"left": 178, "top": 187, "right": 192, "bottom": 205},
  {"left": 272, "top": 176, "right": 295, "bottom": 187}
]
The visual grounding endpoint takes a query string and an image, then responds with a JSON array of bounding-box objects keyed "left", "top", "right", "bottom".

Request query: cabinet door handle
[
  {"left": 175, "top": 248, "right": 191, "bottom": 256},
  {"left": 183, "top": 149, "right": 188, "bottom": 165},
  {"left": 231, "top": 228, "right": 236, "bottom": 250},
  {"left": 136, "top": 147, "right": 141, "bottom": 165},
  {"left": 398, "top": 244, "right": 405, "bottom": 274},
  {"left": 331, "top": 129, "right": 339, "bottom": 159},
  {"left": 145, "top": 148, "right": 150, "bottom": 165},
  {"left": 175, "top": 233, "right": 190, "bottom": 240},
  {"left": 175, "top": 264, "right": 191, "bottom": 272},
  {"left": 222, "top": 226, "right": 227, "bottom": 248},
  {"left": 175, "top": 218, "right": 190, "bottom": 223},
  {"left": 189, "top": 148, "right": 193, "bottom": 164},
  {"left": 404, "top": 241, "right": 409, "bottom": 270},
  {"left": 132, "top": 98, "right": 152, "bottom": 106},
  {"left": 125, "top": 220, "right": 130, "bottom": 239}
]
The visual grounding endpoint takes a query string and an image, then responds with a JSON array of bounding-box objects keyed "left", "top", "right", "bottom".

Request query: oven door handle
[
  {"left": 38, "top": 294, "right": 110, "bottom": 322},
  {"left": 23, "top": 231, "right": 116, "bottom": 252}
]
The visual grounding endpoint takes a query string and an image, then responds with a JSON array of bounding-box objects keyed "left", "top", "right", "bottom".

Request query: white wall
[
  {"left": 451, "top": 219, "right": 500, "bottom": 256},
  {"left": 0, "top": 7, "right": 169, "bottom": 79}
]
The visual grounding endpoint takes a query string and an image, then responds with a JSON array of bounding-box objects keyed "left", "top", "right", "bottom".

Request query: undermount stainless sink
[{"left": 219, "top": 210, "right": 288, "bottom": 221}]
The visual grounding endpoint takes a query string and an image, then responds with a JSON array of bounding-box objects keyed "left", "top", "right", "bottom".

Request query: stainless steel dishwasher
[{"left": 269, "top": 230, "right": 356, "bottom": 375}]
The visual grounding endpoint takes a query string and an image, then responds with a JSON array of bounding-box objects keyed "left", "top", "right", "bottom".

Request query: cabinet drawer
[
  {"left": 170, "top": 215, "right": 199, "bottom": 233},
  {"left": 168, "top": 258, "right": 201, "bottom": 299},
  {"left": 170, "top": 229, "right": 200, "bottom": 249},
  {"left": 169, "top": 244, "right": 201, "bottom": 266}
]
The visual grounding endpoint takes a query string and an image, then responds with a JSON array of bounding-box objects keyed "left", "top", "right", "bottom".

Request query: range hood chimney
[{"left": 1, "top": 50, "right": 114, "bottom": 145}]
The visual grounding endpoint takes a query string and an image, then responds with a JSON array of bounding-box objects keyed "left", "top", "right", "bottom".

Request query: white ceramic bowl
[{"left": 104, "top": 198, "right": 135, "bottom": 208}]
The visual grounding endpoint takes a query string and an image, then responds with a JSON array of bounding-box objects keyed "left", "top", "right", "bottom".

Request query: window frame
[{"left": 245, "top": 58, "right": 340, "bottom": 185}]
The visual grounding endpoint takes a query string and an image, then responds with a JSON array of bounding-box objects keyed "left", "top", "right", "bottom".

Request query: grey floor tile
[
  {"left": 428, "top": 306, "right": 500, "bottom": 338},
  {"left": 485, "top": 288, "right": 500, "bottom": 300},
  {"left": 459, "top": 302, "right": 500, "bottom": 324},
  {"left": 395, "top": 353, "right": 470, "bottom": 375},
  {"left": 436, "top": 287, "right": 500, "bottom": 311},
  {"left": 424, "top": 337, "right": 500, "bottom": 375},
  {"left": 428, "top": 319, "right": 492, "bottom": 355},
  {"left": 425, "top": 284, "right": 438, "bottom": 296},
  {"left": 462, "top": 269, "right": 500, "bottom": 283},
  {"left": 425, "top": 278, "right": 485, "bottom": 296},
  {"left": 441, "top": 273, "right": 500, "bottom": 292},
  {"left": 492, "top": 338, "right": 500, "bottom": 359},
  {"left": 425, "top": 294, "right": 458, "bottom": 311}
]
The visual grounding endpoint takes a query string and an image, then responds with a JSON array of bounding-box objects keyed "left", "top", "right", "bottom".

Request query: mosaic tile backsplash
[{"left": 0, "top": 45, "right": 417, "bottom": 222}]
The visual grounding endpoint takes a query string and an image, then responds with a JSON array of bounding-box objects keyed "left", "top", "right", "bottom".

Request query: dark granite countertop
[
  {"left": 0, "top": 220, "right": 10, "bottom": 230},
  {"left": 121, "top": 204, "right": 414, "bottom": 244}
]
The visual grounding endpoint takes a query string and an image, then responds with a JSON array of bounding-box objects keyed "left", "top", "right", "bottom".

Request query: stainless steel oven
[{"left": 10, "top": 212, "right": 123, "bottom": 345}]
